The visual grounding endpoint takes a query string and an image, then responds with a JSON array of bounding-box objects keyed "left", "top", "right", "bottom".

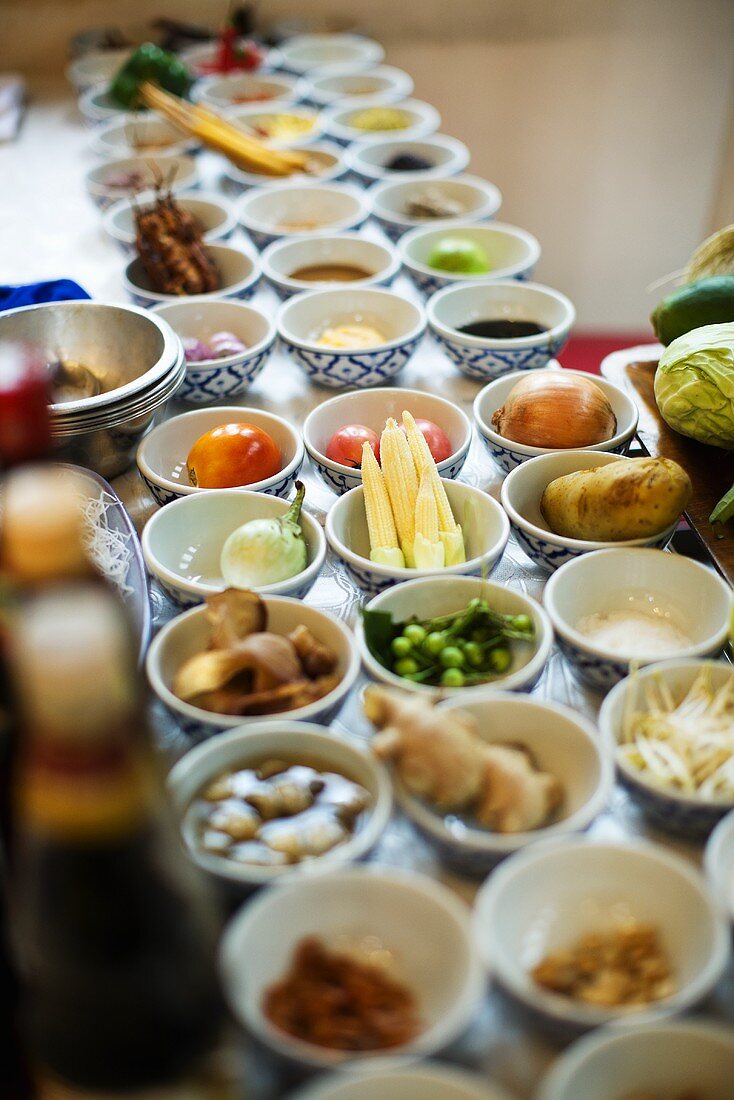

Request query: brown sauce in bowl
[{"left": 289, "top": 262, "right": 373, "bottom": 283}]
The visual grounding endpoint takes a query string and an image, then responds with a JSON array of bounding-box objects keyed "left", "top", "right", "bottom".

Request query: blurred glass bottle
[{"left": 8, "top": 580, "right": 227, "bottom": 1094}]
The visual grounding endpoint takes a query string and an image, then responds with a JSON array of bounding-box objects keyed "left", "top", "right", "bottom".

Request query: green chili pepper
[{"left": 110, "top": 43, "right": 193, "bottom": 109}]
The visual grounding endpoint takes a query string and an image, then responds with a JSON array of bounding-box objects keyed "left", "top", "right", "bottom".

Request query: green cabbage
[{"left": 654, "top": 322, "right": 734, "bottom": 449}]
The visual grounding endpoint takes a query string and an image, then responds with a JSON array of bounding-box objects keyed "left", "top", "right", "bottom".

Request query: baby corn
[
  {"left": 414, "top": 466, "right": 445, "bottom": 569},
  {"left": 402, "top": 410, "right": 465, "bottom": 565},
  {"left": 380, "top": 418, "right": 418, "bottom": 567},
  {"left": 361, "top": 443, "right": 405, "bottom": 569}
]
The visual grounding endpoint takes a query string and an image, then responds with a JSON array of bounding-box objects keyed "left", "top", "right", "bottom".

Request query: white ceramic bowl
[
  {"left": 262, "top": 233, "right": 401, "bottom": 300},
  {"left": 150, "top": 299, "right": 275, "bottom": 404},
  {"left": 500, "top": 451, "right": 678, "bottom": 573},
  {"left": 429, "top": 281, "right": 574, "bottom": 380},
  {"left": 123, "top": 243, "right": 260, "bottom": 308},
  {"left": 219, "top": 866, "right": 484, "bottom": 1068},
  {"left": 223, "top": 140, "right": 347, "bottom": 191},
  {"left": 303, "top": 65, "right": 414, "bottom": 108},
  {"left": 67, "top": 48, "right": 132, "bottom": 93},
  {"left": 277, "top": 33, "right": 385, "bottom": 75},
  {"left": 400, "top": 223, "right": 541, "bottom": 298},
  {"left": 356, "top": 575, "right": 552, "bottom": 695},
  {"left": 226, "top": 103, "right": 324, "bottom": 148},
  {"left": 303, "top": 386, "right": 471, "bottom": 495},
  {"left": 142, "top": 488, "right": 326, "bottom": 607},
  {"left": 104, "top": 190, "right": 237, "bottom": 253},
  {"left": 369, "top": 174, "right": 503, "bottom": 243},
  {"left": 287, "top": 1064, "right": 514, "bottom": 1100},
  {"left": 90, "top": 115, "right": 200, "bottom": 158},
  {"left": 537, "top": 1020, "right": 734, "bottom": 1100},
  {"left": 147, "top": 596, "right": 359, "bottom": 739},
  {"left": 136, "top": 405, "right": 304, "bottom": 507},
  {"left": 544, "top": 548, "right": 732, "bottom": 692},
  {"left": 168, "top": 721, "right": 392, "bottom": 890},
  {"left": 323, "top": 98, "right": 441, "bottom": 146},
  {"left": 474, "top": 837, "right": 730, "bottom": 1036},
  {"left": 277, "top": 286, "right": 426, "bottom": 389},
  {"left": 600, "top": 659, "right": 734, "bottom": 838},
  {"left": 85, "top": 154, "right": 199, "bottom": 209},
  {"left": 475, "top": 368, "right": 638, "bottom": 474},
  {"left": 327, "top": 480, "right": 509, "bottom": 597},
  {"left": 237, "top": 182, "right": 369, "bottom": 250},
  {"left": 178, "top": 41, "right": 282, "bottom": 78},
  {"left": 347, "top": 134, "right": 470, "bottom": 186},
  {"left": 389, "top": 692, "right": 611, "bottom": 877},
  {"left": 77, "top": 83, "right": 135, "bottom": 125},
  {"left": 194, "top": 71, "right": 302, "bottom": 109},
  {"left": 705, "top": 808, "right": 734, "bottom": 925}
]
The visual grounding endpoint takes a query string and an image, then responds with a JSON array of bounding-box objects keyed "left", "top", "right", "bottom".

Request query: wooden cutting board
[{"left": 601, "top": 345, "right": 734, "bottom": 586}]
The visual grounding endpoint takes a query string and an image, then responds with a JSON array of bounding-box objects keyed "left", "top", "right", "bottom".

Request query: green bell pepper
[{"left": 109, "top": 43, "right": 193, "bottom": 109}]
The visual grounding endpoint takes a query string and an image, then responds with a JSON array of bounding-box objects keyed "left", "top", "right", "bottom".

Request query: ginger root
[{"left": 364, "top": 686, "right": 562, "bottom": 833}]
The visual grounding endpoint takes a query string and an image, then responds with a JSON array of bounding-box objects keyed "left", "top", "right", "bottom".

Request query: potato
[{"left": 540, "top": 457, "right": 692, "bottom": 541}]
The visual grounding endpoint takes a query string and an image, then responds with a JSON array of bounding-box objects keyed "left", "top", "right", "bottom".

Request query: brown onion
[{"left": 490, "top": 373, "right": 617, "bottom": 448}]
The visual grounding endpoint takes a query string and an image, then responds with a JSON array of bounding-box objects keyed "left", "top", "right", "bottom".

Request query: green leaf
[
  {"left": 711, "top": 483, "right": 734, "bottom": 525},
  {"left": 360, "top": 608, "right": 398, "bottom": 668}
]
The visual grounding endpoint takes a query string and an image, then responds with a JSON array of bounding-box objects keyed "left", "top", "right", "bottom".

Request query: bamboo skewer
[{"left": 140, "top": 83, "right": 309, "bottom": 177}]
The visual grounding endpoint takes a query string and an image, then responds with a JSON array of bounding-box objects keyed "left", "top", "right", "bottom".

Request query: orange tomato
[{"left": 187, "top": 423, "right": 282, "bottom": 489}]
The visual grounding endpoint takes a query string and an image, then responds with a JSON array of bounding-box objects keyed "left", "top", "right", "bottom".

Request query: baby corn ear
[
  {"left": 380, "top": 418, "right": 418, "bottom": 567},
  {"left": 361, "top": 443, "right": 405, "bottom": 568},
  {"left": 402, "top": 410, "right": 459, "bottom": 535},
  {"left": 414, "top": 466, "right": 445, "bottom": 570}
]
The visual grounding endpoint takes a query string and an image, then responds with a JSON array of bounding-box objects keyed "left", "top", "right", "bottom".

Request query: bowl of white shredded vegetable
[{"left": 599, "top": 659, "right": 734, "bottom": 838}]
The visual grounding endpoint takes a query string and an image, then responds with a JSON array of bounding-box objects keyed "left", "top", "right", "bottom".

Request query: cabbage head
[{"left": 654, "top": 322, "right": 734, "bottom": 449}]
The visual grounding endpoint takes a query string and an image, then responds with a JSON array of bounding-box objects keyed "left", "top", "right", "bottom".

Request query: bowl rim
[
  {"left": 141, "top": 486, "right": 327, "bottom": 599},
  {"left": 302, "top": 384, "right": 472, "bottom": 479},
  {"left": 369, "top": 172, "right": 503, "bottom": 229},
  {"left": 277, "top": 285, "right": 427, "bottom": 353},
  {"left": 704, "top": 807, "right": 734, "bottom": 920},
  {"left": 536, "top": 1017, "right": 734, "bottom": 1100},
  {"left": 104, "top": 189, "right": 237, "bottom": 246},
  {"left": 90, "top": 114, "right": 200, "bottom": 157},
  {"left": 136, "top": 404, "right": 305, "bottom": 497},
  {"left": 304, "top": 63, "right": 414, "bottom": 104},
  {"left": 399, "top": 221, "right": 541, "bottom": 281},
  {"left": 599, "top": 658, "right": 734, "bottom": 811},
  {"left": 218, "top": 863, "right": 485, "bottom": 1067},
  {"left": 287, "top": 1062, "right": 514, "bottom": 1100},
  {"left": 237, "top": 180, "right": 370, "bottom": 234},
  {"left": 500, "top": 452, "right": 677, "bottom": 551},
  {"left": 223, "top": 139, "right": 346, "bottom": 187},
  {"left": 473, "top": 835, "right": 731, "bottom": 1028},
  {"left": 475, "top": 368, "right": 638, "bottom": 454},
  {"left": 392, "top": 690, "right": 613, "bottom": 853},
  {"left": 428, "top": 279, "right": 575, "bottom": 349},
  {"left": 146, "top": 596, "right": 361, "bottom": 728},
  {"left": 123, "top": 242, "right": 261, "bottom": 303},
  {"left": 150, "top": 298, "right": 276, "bottom": 370},
  {"left": 277, "top": 33, "right": 385, "bottom": 73},
  {"left": 355, "top": 575, "right": 553, "bottom": 696},
  {"left": 261, "top": 231, "right": 402, "bottom": 294},
  {"left": 223, "top": 100, "right": 324, "bottom": 145},
  {"left": 322, "top": 98, "right": 441, "bottom": 143},
  {"left": 194, "top": 70, "right": 302, "bottom": 105},
  {"left": 85, "top": 152, "right": 198, "bottom": 195},
  {"left": 345, "top": 133, "right": 471, "bottom": 180},
  {"left": 326, "top": 479, "right": 510, "bottom": 582},
  {"left": 166, "top": 720, "right": 394, "bottom": 887},
  {"left": 543, "top": 547, "right": 732, "bottom": 663}
]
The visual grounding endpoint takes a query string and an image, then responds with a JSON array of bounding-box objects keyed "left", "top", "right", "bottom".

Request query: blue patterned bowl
[
  {"left": 356, "top": 575, "right": 552, "bottom": 695},
  {"left": 146, "top": 596, "right": 360, "bottom": 740},
  {"left": 237, "top": 181, "right": 369, "bottom": 251},
  {"left": 429, "top": 280, "right": 573, "bottom": 381},
  {"left": 276, "top": 32, "right": 385, "bottom": 74},
  {"left": 500, "top": 451, "right": 677, "bottom": 574},
  {"left": 474, "top": 367, "right": 638, "bottom": 473},
  {"left": 391, "top": 692, "right": 611, "bottom": 878},
  {"left": 141, "top": 488, "right": 326, "bottom": 609},
  {"left": 400, "top": 222, "right": 540, "bottom": 299},
  {"left": 223, "top": 140, "right": 347, "bottom": 192},
  {"left": 705, "top": 810, "right": 734, "bottom": 926},
  {"left": 544, "top": 548, "right": 732, "bottom": 692},
  {"left": 304, "top": 64, "right": 414, "bottom": 108},
  {"left": 123, "top": 243, "right": 260, "bottom": 308},
  {"left": 262, "top": 233, "right": 401, "bottom": 300},
  {"left": 322, "top": 97, "right": 440, "bottom": 145},
  {"left": 345, "top": 133, "right": 470, "bottom": 186},
  {"left": 600, "top": 659, "right": 734, "bottom": 839},
  {"left": 151, "top": 299, "right": 275, "bottom": 405},
  {"left": 369, "top": 173, "right": 502, "bottom": 243},
  {"left": 104, "top": 190, "right": 237, "bottom": 254},
  {"left": 278, "top": 286, "right": 426, "bottom": 389},
  {"left": 91, "top": 115, "right": 200, "bottom": 159},
  {"left": 136, "top": 405, "right": 304, "bottom": 507},
  {"left": 327, "top": 480, "right": 509, "bottom": 597},
  {"left": 224, "top": 102, "right": 324, "bottom": 148},
  {"left": 85, "top": 153, "right": 199, "bottom": 209},
  {"left": 193, "top": 71, "right": 302, "bottom": 110},
  {"left": 303, "top": 385, "right": 471, "bottom": 495}
]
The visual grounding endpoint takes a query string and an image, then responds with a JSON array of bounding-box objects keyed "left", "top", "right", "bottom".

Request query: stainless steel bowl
[{"left": 0, "top": 301, "right": 185, "bottom": 478}]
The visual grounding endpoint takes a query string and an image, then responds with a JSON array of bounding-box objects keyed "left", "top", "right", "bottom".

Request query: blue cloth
[{"left": 0, "top": 279, "right": 91, "bottom": 312}]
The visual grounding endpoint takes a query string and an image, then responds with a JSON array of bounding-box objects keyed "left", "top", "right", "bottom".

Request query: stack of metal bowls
[{"left": 0, "top": 301, "right": 185, "bottom": 479}]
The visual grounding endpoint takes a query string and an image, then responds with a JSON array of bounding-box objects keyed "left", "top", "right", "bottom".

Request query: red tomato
[
  {"left": 401, "top": 418, "right": 453, "bottom": 462},
  {"left": 187, "top": 423, "right": 281, "bottom": 488},
  {"left": 326, "top": 424, "right": 380, "bottom": 468}
]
